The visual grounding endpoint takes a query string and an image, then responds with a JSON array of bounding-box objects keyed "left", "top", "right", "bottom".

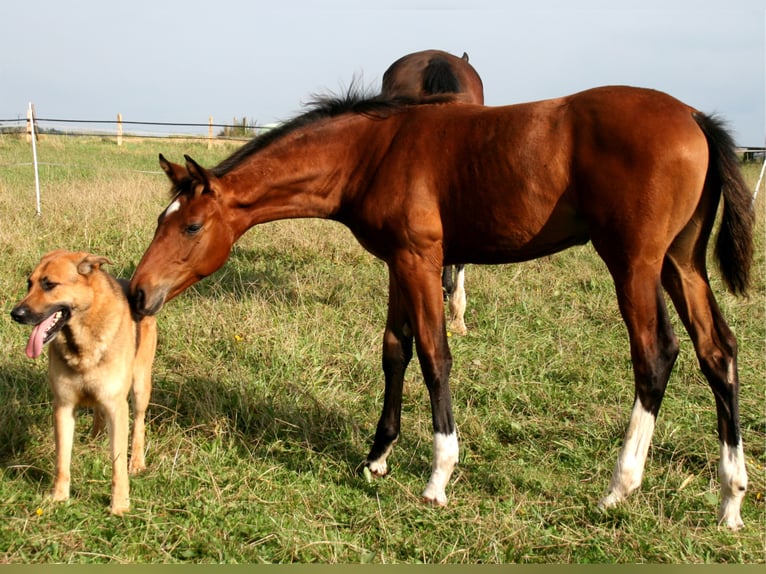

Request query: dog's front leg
[
  {"left": 106, "top": 399, "right": 131, "bottom": 515},
  {"left": 130, "top": 315, "right": 157, "bottom": 475},
  {"left": 128, "top": 370, "right": 152, "bottom": 474},
  {"left": 52, "top": 401, "right": 76, "bottom": 502}
]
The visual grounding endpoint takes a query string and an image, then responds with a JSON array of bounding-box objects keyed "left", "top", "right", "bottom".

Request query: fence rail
[
  {"left": 1, "top": 103, "right": 279, "bottom": 215},
  {"left": 0, "top": 108, "right": 274, "bottom": 145}
]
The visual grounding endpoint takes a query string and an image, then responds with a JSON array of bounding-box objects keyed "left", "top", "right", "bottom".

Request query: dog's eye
[
  {"left": 40, "top": 279, "right": 58, "bottom": 292},
  {"left": 184, "top": 223, "right": 203, "bottom": 235},
  {"left": 26, "top": 279, "right": 32, "bottom": 292}
]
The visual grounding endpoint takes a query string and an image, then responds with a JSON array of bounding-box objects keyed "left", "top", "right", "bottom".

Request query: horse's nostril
[{"left": 131, "top": 287, "right": 146, "bottom": 313}]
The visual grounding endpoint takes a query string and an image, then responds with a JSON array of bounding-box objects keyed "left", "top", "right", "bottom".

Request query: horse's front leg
[
  {"left": 366, "top": 273, "right": 413, "bottom": 476},
  {"left": 397, "top": 259, "right": 458, "bottom": 505}
]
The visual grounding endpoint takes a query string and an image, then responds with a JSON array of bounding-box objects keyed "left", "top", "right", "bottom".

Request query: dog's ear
[{"left": 77, "top": 255, "right": 112, "bottom": 276}]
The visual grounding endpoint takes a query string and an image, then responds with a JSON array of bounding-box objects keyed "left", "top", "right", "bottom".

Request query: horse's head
[{"left": 130, "top": 154, "right": 235, "bottom": 317}]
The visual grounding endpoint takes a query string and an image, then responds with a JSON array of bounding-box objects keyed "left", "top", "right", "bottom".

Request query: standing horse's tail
[{"left": 694, "top": 112, "right": 755, "bottom": 296}]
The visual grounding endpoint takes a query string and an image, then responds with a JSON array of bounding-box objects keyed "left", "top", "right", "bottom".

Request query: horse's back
[
  {"left": 564, "top": 87, "right": 709, "bottom": 246},
  {"left": 364, "top": 86, "right": 711, "bottom": 264}
]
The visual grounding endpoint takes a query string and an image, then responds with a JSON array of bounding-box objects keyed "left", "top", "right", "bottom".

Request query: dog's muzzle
[{"left": 11, "top": 304, "right": 35, "bottom": 325}]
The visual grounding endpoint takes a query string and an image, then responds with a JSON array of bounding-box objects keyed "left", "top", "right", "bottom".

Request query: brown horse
[
  {"left": 130, "top": 85, "right": 754, "bottom": 529},
  {"left": 381, "top": 49, "right": 485, "bottom": 335},
  {"left": 381, "top": 49, "right": 484, "bottom": 103}
]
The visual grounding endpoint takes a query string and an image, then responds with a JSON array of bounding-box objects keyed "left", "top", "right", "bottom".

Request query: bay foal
[{"left": 130, "top": 86, "right": 753, "bottom": 529}]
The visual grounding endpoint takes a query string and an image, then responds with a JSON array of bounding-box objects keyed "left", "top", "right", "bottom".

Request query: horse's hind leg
[
  {"left": 366, "top": 274, "right": 414, "bottom": 476},
  {"left": 599, "top": 264, "right": 680, "bottom": 510},
  {"left": 447, "top": 265, "right": 467, "bottom": 335},
  {"left": 662, "top": 251, "right": 747, "bottom": 530},
  {"left": 378, "top": 259, "right": 458, "bottom": 505}
]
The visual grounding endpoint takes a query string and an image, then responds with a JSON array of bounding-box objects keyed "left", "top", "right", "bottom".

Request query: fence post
[
  {"left": 117, "top": 113, "right": 123, "bottom": 146},
  {"left": 28, "top": 102, "right": 41, "bottom": 216},
  {"left": 754, "top": 156, "right": 765, "bottom": 205},
  {"left": 208, "top": 116, "right": 213, "bottom": 149},
  {"left": 26, "top": 103, "right": 38, "bottom": 143}
]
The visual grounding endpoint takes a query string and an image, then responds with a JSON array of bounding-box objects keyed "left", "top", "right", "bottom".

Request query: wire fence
[
  {"left": 0, "top": 114, "right": 274, "bottom": 142},
  {"left": 0, "top": 107, "right": 281, "bottom": 215}
]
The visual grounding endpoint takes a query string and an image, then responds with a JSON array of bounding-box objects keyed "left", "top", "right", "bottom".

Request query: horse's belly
[
  {"left": 445, "top": 198, "right": 589, "bottom": 264},
  {"left": 447, "top": 232, "right": 590, "bottom": 265}
]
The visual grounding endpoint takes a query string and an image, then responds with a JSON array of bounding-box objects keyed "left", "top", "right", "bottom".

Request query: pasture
[{"left": 0, "top": 133, "right": 763, "bottom": 563}]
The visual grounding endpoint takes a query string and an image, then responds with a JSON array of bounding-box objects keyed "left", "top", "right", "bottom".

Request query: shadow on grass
[
  {"left": 120, "top": 242, "right": 339, "bottom": 305},
  {"left": 0, "top": 366, "right": 391, "bottom": 499},
  {"left": 0, "top": 363, "right": 49, "bottom": 465},
  {"left": 146, "top": 373, "right": 412, "bottom": 496}
]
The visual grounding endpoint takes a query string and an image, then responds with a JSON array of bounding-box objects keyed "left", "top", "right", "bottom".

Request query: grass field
[{"left": 0, "top": 133, "right": 763, "bottom": 563}]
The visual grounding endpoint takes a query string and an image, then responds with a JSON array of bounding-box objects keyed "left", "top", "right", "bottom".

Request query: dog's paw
[
  {"left": 50, "top": 486, "right": 70, "bottom": 502},
  {"left": 110, "top": 502, "right": 130, "bottom": 516}
]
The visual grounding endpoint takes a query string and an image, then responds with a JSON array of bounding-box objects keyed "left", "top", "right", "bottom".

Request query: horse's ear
[
  {"left": 184, "top": 154, "right": 215, "bottom": 193},
  {"left": 159, "top": 153, "right": 188, "bottom": 185},
  {"left": 461, "top": 52, "right": 469, "bottom": 62}
]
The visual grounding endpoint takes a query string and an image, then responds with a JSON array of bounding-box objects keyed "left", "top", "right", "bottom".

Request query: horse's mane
[{"left": 212, "top": 86, "right": 440, "bottom": 177}]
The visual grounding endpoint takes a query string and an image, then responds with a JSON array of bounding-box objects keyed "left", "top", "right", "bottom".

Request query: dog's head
[{"left": 10, "top": 250, "right": 112, "bottom": 359}]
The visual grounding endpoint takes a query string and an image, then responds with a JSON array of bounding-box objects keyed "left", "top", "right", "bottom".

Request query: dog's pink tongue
[{"left": 25, "top": 314, "right": 58, "bottom": 359}]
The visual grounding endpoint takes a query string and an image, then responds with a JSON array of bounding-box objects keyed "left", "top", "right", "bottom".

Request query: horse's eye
[{"left": 184, "top": 223, "right": 203, "bottom": 235}]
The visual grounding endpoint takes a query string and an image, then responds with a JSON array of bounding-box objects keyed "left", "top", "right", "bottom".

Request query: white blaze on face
[{"left": 164, "top": 198, "right": 181, "bottom": 218}]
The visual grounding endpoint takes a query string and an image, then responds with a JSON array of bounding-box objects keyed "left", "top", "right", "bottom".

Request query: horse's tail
[
  {"left": 694, "top": 112, "right": 755, "bottom": 296},
  {"left": 441, "top": 266, "right": 457, "bottom": 299}
]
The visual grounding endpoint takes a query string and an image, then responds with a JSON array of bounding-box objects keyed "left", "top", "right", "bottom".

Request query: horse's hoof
[
  {"left": 422, "top": 494, "right": 448, "bottom": 507},
  {"left": 366, "top": 460, "right": 388, "bottom": 477}
]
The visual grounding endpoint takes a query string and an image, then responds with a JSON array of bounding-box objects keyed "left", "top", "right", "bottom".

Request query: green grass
[{"left": 0, "top": 134, "right": 764, "bottom": 563}]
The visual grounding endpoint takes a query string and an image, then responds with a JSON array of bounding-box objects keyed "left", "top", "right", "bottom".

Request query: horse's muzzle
[{"left": 129, "top": 285, "right": 165, "bottom": 318}]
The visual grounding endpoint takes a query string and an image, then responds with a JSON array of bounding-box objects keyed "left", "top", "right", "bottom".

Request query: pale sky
[{"left": 2, "top": 0, "right": 764, "bottom": 146}]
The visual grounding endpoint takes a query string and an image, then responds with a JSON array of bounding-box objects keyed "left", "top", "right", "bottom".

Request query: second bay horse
[
  {"left": 381, "top": 49, "right": 485, "bottom": 335},
  {"left": 129, "top": 85, "right": 754, "bottom": 529}
]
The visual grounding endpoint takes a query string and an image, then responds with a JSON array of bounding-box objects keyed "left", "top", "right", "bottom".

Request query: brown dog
[{"left": 11, "top": 250, "right": 157, "bottom": 515}]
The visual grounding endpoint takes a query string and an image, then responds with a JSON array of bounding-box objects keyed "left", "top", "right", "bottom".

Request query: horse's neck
[{"left": 221, "top": 132, "right": 357, "bottom": 237}]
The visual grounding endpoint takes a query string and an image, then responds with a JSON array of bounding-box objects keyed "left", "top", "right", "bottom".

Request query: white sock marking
[
  {"left": 600, "top": 399, "right": 655, "bottom": 508},
  {"left": 448, "top": 268, "right": 467, "bottom": 335},
  {"left": 367, "top": 442, "right": 395, "bottom": 476},
  {"left": 422, "top": 431, "right": 459, "bottom": 505},
  {"left": 718, "top": 440, "right": 747, "bottom": 530}
]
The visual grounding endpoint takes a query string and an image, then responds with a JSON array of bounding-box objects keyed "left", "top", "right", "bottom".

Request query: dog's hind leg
[
  {"left": 129, "top": 379, "right": 151, "bottom": 474},
  {"left": 52, "top": 401, "right": 76, "bottom": 502},
  {"left": 91, "top": 405, "right": 106, "bottom": 438}
]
